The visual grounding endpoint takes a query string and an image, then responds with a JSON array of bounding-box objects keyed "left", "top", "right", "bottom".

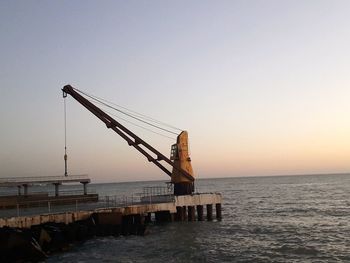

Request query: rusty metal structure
[{"left": 62, "top": 85, "right": 195, "bottom": 195}]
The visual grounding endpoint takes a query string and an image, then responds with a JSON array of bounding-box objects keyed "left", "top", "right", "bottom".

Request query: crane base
[{"left": 174, "top": 182, "right": 194, "bottom": 196}]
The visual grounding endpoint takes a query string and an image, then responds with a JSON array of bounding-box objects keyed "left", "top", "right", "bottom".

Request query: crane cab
[{"left": 171, "top": 131, "right": 195, "bottom": 195}]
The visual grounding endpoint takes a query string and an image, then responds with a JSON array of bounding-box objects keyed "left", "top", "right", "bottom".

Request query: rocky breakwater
[{"left": 0, "top": 212, "right": 148, "bottom": 262}]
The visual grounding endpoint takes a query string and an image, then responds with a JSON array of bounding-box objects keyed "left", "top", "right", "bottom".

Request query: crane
[{"left": 62, "top": 85, "right": 195, "bottom": 195}]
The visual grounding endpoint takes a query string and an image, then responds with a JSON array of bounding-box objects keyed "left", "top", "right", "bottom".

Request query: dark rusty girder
[{"left": 62, "top": 85, "right": 194, "bottom": 182}]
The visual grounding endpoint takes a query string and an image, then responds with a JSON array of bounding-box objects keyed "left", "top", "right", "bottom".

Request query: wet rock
[
  {"left": 0, "top": 213, "right": 148, "bottom": 261},
  {"left": 0, "top": 227, "right": 47, "bottom": 262}
]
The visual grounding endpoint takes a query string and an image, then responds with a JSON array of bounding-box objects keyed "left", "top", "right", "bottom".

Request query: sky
[{"left": 0, "top": 0, "right": 349, "bottom": 183}]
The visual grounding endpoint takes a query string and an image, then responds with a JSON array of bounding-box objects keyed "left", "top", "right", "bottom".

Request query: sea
[{"left": 43, "top": 173, "right": 350, "bottom": 262}]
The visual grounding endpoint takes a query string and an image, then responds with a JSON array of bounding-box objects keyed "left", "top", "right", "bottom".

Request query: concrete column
[
  {"left": 206, "top": 204, "right": 213, "bottom": 221},
  {"left": 188, "top": 206, "right": 195, "bottom": 221},
  {"left": 82, "top": 182, "right": 88, "bottom": 195},
  {"left": 23, "top": 184, "right": 28, "bottom": 196},
  {"left": 54, "top": 183, "right": 60, "bottom": 197},
  {"left": 216, "top": 203, "right": 222, "bottom": 220},
  {"left": 183, "top": 206, "right": 188, "bottom": 221},
  {"left": 176, "top": 206, "right": 185, "bottom": 221},
  {"left": 17, "top": 185, "right": 21, "bottom": 196},
  {"left": 197, "top": 205, "right": 204, "bottom": 221}
]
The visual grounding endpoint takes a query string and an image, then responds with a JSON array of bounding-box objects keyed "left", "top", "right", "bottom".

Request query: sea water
[{"left": 47, "top": 174, "right": 350, "bottom": 262}]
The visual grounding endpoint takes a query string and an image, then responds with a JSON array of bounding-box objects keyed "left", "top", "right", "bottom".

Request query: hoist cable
[
  {"left": 63, "top": 97, "right": 68, "bottom": 176},
  {"left": 75, "top": 88, "right": 183, "bottom": 132},
  {"left": 64, "top": 98, "right": 67, "bottom": 150},
  {"left": 78, "top": 88, "right": 180, "bottom": 135},
  {"left": 74, "top": 88, "right": 180, "bottom": 136}
]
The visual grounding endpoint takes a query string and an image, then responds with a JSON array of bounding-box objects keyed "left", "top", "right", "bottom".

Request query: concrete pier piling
[
  {"left": 206, "top": 204, "right": 213, "bottom": 221},
  {"left": 197, "top": 205, "right": 204, "bottom": 221},
  {"left": 188, "top": 206, "right": 195, "bottom": 221},
  {"left": 183, "top": 206, "right": 188, "bottom": 221},
  {"left": 176, "top": 206, "right": 185, "bottom": 221},
  {"left": 216, "top": 203, "right": 222, "bottom": 220}
]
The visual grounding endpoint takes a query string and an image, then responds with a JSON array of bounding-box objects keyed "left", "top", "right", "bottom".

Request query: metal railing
[
  {"left": 0, "top": 195, "right": 99, "bottom": 218},
  {"left": 142, "top": 185, "right": 173, "bottom": 196}
]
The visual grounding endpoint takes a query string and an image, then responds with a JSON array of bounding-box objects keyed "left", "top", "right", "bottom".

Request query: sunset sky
[{"left": 1, "top": 0, "right": 349, "bottom": 182}]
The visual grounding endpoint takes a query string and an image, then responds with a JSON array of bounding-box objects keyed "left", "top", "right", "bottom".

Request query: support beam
[
  {"left": 81, "top": 182, "right": 88, "bottom": 195},
  {"left": 17, "top": 185, "right": 21, "bottom": 196},
  {"left": 23, "top": 184, "right": 28, "bottom": 196},
  {"left": 53, "top": 183, "right": 61, "bottom": 197}
]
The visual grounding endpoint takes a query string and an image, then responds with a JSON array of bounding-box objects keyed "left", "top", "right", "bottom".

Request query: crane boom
[{"left": 62, "top": 85, "right": 194, "bottom": 192}]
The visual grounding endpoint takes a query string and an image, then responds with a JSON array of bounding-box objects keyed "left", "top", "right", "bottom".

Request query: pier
[
  {"left": 0, "top": 193, "right": 222, "bottom": 228},
  {"left": 0, "top": 191, "right": 222, "bottom": 261}
]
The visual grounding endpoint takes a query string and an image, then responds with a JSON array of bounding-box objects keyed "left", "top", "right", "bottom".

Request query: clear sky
[{"left": 0, "top": 0, "right": 349, "bottom": 183}]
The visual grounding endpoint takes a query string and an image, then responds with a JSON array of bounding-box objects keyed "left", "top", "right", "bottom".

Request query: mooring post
[
  {"left": 216, "top": 203, "right": 222, "bottom": 220},
  {"left": 206, "top": 204, "right": 213, "bottom": 221},
  {"left": 188, "top": 206, "right": 195, "bottom": 221},
  {"left": 197, "top": 205, "right": 204, "bottom": 221}
]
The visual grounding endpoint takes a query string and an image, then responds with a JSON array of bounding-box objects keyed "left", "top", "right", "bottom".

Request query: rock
[{"left": 0, "top": 227, "right": 46, "bottom": 262}]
